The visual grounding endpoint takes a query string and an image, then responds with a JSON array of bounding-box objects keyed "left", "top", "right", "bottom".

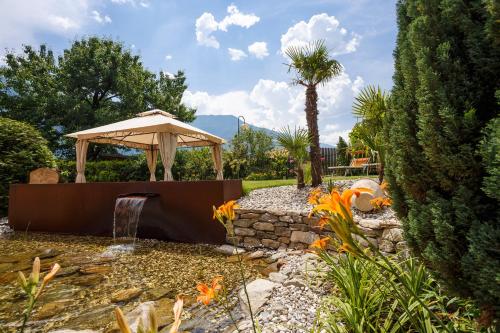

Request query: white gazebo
[{"left": 66, "top": 109, "right": 225, "bottom": 183}]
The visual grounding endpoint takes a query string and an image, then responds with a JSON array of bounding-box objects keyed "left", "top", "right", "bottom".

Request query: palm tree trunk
[
  {"left": 305, "top": 85, "right": 322, "bottom": 186},
  {"left": 378, "top": 162, "right": 384, "bottom": 184},
  {"left": 297, "top": 167, "right": 305, "bottom": 189}
]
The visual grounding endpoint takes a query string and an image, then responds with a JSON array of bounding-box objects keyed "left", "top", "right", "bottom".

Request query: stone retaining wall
[{"left": 229, "top": 208, "right": 406, "bottom": 253}]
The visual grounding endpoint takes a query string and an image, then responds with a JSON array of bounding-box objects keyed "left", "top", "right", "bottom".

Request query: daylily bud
[
  {"left": 17, "top": 271, "right": 27, "bottom": 289},
  {"left": 31, "top": 257, "right": 40, "bottom": 284},
  {"left": 170, "top": 295, "right": 184, "bottom": 333},
  {"left": 43, "top": 263, "right": 61, "bottom": 283},
  {"left": 114, "top": 307, "right": 132, "bottom": 333},
  {"left": 147, "top": 304, "right": 158, "bottom": 331}
]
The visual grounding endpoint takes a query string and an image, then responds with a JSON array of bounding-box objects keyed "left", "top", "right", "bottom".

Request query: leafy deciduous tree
[
  {"left": 0, "top": 37, "right": 196, "bottom": 159},
  {"left": 0, "top": 117, "right": 56, "bottom": 215}
]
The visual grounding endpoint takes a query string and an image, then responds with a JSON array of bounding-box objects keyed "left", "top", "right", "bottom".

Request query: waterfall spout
[{"left": 113, "top": 196, "right": 147, "bottom": 247}]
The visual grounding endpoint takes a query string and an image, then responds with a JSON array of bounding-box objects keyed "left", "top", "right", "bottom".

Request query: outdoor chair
[{"left": 328, "top": 157, "right": 371, "bottom": 176}]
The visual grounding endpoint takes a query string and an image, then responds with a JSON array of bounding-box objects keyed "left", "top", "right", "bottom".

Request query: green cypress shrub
[
  {"left": 385, "top": 0, "right": 500, "bottom": 319},
  {"left": 0, "top": 117, "right": 56, "bottom": 215},
  {"left": 335, "top": 136, "right": 350, "bottom": 167}
]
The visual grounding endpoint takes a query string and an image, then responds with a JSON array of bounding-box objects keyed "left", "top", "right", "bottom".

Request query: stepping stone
[
  {"left": 35, "top": 299, "right": 73, "bottom": 319},
  {"left": 245, "top": 250, "right": 265, "bottom": 260},
  {"left": 68, "top": 274, "right": 104, "bottom": 286},
  {"left": 79, "top": 265, "right": 112, "bottom": 275},
  {"left": 111, "top": 287, "right": 142, "bottom": 303},
  {"left": 215, "top": 245, "right": 245, "bottom": 256}
]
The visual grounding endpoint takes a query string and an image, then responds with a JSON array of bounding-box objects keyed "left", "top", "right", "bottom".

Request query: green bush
[
  {"left": 174, "top": 148, "right": 216, "bottom": 180},
  {"left": 0, "top": 117, "right": 56, "bottom": 215},
  {"left": 245, "top": 172, "right": 274, "bottom": 181},
  {"left": 58, "top": 148, "right": 219, "bottom": 183},
  {"left": 57, "top": 158, "right": 152, "bottom": 183},
  {"left": 266, "top": 148, "right": 289, "bottom": 179},
  {"left": 320, "top": 253, "right": 482, "bottom": 332},
  {"left": 303, "top": 162, "right": 312, "bottom": 185},
  {"left": 385, "top": 0, "right": 500, "bottom": 317}
]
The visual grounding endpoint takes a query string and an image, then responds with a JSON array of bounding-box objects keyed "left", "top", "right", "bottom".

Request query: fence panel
[{"left": 320, "top": 147, "right": 336, "bottom": 175}]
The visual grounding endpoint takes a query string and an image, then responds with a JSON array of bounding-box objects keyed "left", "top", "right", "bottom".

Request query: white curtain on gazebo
[
  {"left": 145, "top": 149, "right": 158, "bottom": 181},
  {"left": 158, "top": 132, "right": 177, "bottom": 181},
  {"left": 211, "top": 144, "right": 224, "bottom": 180},
  {"left": 75, "top": 139, "right": 89, "bottom": 183}
]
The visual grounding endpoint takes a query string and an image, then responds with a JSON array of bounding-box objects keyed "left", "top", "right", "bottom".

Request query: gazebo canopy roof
[{"left": 66, "top": 109, "right": 225, "bottom": 150}]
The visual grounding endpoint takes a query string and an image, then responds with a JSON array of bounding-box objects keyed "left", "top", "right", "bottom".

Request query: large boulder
[
  {"left": 350, "top": 179, "right": 384, "bottom": 212},
  {"left": 29, "top": 167, "right": 59, "bottom": 184}
]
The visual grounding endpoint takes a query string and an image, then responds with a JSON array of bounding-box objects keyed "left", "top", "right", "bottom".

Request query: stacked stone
[{"left": 230, "top": 208, "right": 406, "bottom": 253}]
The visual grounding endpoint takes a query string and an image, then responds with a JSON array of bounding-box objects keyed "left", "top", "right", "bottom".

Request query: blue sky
[{"left": 0, "top": 0, "right": 397, "bottom": 145}]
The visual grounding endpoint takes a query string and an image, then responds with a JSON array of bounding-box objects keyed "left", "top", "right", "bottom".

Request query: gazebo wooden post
[
  {"left": 157, "top": 132, "right": 178, "bottom": 181},
  {"left": 211, "top": 144, "right": 224, "bottom": 180},
  {"left": 75, "top": 139, "right": 89, "bottom": 183},
  {"left": 145, "top": 146, "right": 158, "bottom": 181}
]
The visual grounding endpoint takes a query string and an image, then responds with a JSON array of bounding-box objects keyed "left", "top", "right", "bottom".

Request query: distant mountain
[
  {"left": 191, "top": 115, "right": 334, "bottom": 147},
  {"left": 191, "top": 115, "right": 276, "bottom": 142}
]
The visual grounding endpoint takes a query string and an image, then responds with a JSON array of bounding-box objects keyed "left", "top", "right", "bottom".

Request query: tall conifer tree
[{"left": 386, "top": 0, "right": 499, "bottom": 320}]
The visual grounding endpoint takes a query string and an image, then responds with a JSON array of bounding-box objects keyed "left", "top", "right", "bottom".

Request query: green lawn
[{"left": 242, "top": 175, "right": 374, "bottom": 195}]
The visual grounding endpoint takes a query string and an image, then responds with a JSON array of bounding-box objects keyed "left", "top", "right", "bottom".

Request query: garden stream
[{"left": 0, "top": 220, "right": 264, "bottom": 332}]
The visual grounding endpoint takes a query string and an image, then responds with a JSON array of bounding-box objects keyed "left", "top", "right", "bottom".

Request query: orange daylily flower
[
  {"left": 196, "top": 276, "right": 223, "bottom": 305},
  {"left": 380, "top": 181, "right": 389, "bottom": 191},
  {"left": 317, "top": 216, "right": 330, "bottom": 229},
  {"left": 311, "top": 188, "right": 372, "bottom": 219},
  {"left": 370, "top": 197, "right": 392, "bottom": 210},
  {"left": 309, "top": 188, "right": 374, "bottom": 258},
  {"left": 338, "top": 242, "right": 360, "bottom": 255},
  {"left": 308, "top": 188, "right": 323, "bottom": 205},
  {"left": 310, "top": 237, "right": 331, "bottom": 250},
  {"left": 213, "top": 200, "right": 239, "bottom": 223}
]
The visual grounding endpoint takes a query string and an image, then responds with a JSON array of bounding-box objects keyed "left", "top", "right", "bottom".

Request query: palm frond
[
  {"left": 352, "top": 85, "right": 389, "bottom": 120},
  {"left": 276, "top": 126, "right": 310, "bottom": 163},
  {"left": 284, "top": 40, "right": 343, "bottom": 86}
]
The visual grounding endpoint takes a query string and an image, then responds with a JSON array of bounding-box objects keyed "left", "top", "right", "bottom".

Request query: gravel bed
[
  {"left": 238, "top": 180, "right": 356, "bottom": 213},
  {"left": 238, "top": 180, "right": 397, "bottom": 221},
  {"left": 190, "top": 250, "right": 331, "bottom": 333},
  {"left": 252, "top": 253, "right": 329, "bottom": 333}
]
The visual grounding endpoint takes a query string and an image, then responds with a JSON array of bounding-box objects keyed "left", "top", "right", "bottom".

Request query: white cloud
[
  {"left": 0, "top": 0, "right": 90, "bottom": 53},
  {"left": 195, "top": 12, "right": 220, "bottom": 48},
  {"left": 48, "top": 15, "right": 80, "bottom": 30},
  {"left": 248, "top": 42, "right": 269, "bottom": 59},
  {"left": 195, "top": 5, "right": 260, "bottom": 48},
  {"left": 218, "top": 4, "right": 260, "bottom": 31},
  {"left": 182, "top": 71, "right": 362, "bottom": 145},
  {"left": 165, "top": 54, "right": 173, "bottom": 60},
  {"left": 280, "top": 13, "right": 360, "bottom": 56},
  {"left": 110, "top": 0, "right": 150, "bottom": 7},
  {"left": 228, "top": 48, "right": 247, "bottom": 61},
  {"left": 91, "top": 10, "right": 112, "bottom": 24}
]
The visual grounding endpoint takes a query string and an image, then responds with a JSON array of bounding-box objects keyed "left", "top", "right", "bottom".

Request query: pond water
[{"left": 0, "top": 222, "right": 262, "bottom": 332}]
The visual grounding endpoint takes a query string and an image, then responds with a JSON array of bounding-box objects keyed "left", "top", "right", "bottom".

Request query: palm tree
[
  {"left": 277, "top": 126, "right": 310, "bottom": 189},
  {"left": 285, "top": 40, "right": 342, "bottom": 187},
  {"left": 351, "top": 85, "right": 390, "bottom": 183}
]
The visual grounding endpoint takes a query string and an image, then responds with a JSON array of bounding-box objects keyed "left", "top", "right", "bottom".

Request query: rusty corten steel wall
[{"left": 8, "top": 180, "right": 242, "bottom": 244}]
